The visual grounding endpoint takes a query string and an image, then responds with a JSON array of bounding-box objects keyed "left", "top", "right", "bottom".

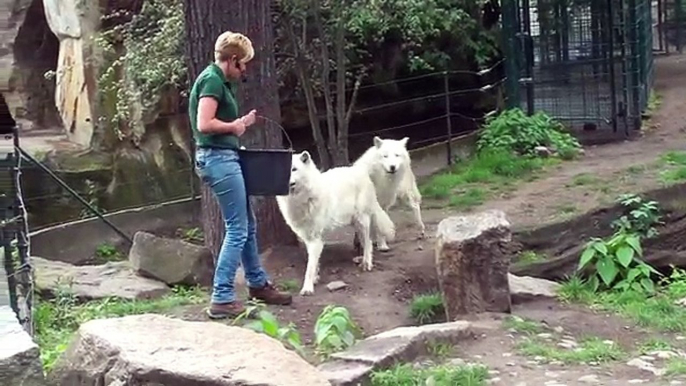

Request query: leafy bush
[
  {"left": 314, "top": 305, "right": 360, "bottom": 356},
  {"left": 611, "top": 194, "right": 662, "bottom": 238},
  {"left": 578, "top": 232, "right": 660, "bottom": 293},
  {"left": 477, "top": 108, "right": 581, "bottom": 158}
]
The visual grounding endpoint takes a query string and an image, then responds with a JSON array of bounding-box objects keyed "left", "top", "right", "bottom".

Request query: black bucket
[{"left": 238, "top": 116, "right": 293, "bottom": 196}]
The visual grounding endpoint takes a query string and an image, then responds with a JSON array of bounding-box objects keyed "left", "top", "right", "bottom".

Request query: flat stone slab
[
  {"left": 33, "top": 256, "right": 169, "bottom": 301},
  {"left": 508, "top": 273, "right": 561, "bottom": 302},
  {"left": 0, "top": 306, "right": 44, "bottom": 386},
  {"left": 321, "top": 321, "right": 476, "bottom": 385},
  {"left": 48, "top": 313, "right": 331, "bottom": 386}
]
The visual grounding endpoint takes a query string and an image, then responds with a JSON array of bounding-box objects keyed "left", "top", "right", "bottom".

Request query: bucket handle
[{"left": 254, "top": 115, "right": 294, "bottom": 151}]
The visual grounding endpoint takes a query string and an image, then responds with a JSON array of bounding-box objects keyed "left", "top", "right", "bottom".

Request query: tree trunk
[{"left": 184, "top": 0, "right": 297, "bottom": 260}]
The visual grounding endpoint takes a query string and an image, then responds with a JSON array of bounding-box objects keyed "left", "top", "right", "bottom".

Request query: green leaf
[
  {"left": 625, "top": 235, "right": 643, "bottom": 256},
  {"left": 641, "top": 278, "right": 655, "bottom": 293},
  {"left": 579, "top": 247, "right": 596, "bottom": 269},
  {"left": 616, "top": 246, "right": 635, "bottom": 268},
  {"left": 597, "top": 257, "right": 619, "bottom": 287},
  {"left": 592, "top": 241, "right": 609, "bottom": 256}
]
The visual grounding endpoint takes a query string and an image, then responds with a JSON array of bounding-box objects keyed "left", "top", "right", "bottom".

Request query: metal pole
[
  {"left": 677, "top": 0, "right": 684, "bottom": 53},
  {"left": 443, "top": 71, "right": 453, "bottom": 166},
  {"left": 608, "top": 0, "right": 619, "bottom": 133},
  {"left": 16, "top": 147, "right": 133, "bottom": 245}
]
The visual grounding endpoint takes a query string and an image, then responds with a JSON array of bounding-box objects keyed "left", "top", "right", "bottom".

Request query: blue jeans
[{"left": 194, "top": 148, "right": 269, "bottom": 303}]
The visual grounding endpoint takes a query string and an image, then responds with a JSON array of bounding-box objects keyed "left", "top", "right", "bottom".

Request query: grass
[
  {"left": 371, "top": 363, "right": 489, "bottom": 386},
  {"left": 568, "top": 173, "right": 600, "bottom": 187},
  {"left": 658, "top": 151, "right": 686, "bottom": 184},
  {"left": 409, "top": 293, "right": 445, "bottom": 325},
  {"left": 94, "top": 243, "right": 124, "bottom": 263},
  {"left": 35, "top": 285, "right": 207, "bottom": 372},
  {"left": 557, "top": 268, "right": 686, "bottom": 334},
  {"left": 503, "top": 315, "right": 544, "bottom": 335},
  {"left": 277, "top": 279, "right": 300, "bottom": 293},
  {"left": 516, "top": 337, "right": 625, "bottom": 364},
  {"left": 426, "top": 340, "right": 454, "bottom": 359},
  {"left": 514, "top": 250, "right": 547, "bottom": 266},
  {"left": 421, "top": 150, "right": 558, "bottom": 209}
]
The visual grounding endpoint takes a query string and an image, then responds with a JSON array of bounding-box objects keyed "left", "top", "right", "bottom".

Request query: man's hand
[
  {"left": 242, "top": 109, "right": 257, "bottom": 127},
  {"left": 233, "top": 118, "right": 247, "bottom": 136}
]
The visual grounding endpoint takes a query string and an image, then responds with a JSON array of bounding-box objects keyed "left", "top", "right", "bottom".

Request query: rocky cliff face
[{"left": 0, "top": 0, "right": 193, "bottom": 227}]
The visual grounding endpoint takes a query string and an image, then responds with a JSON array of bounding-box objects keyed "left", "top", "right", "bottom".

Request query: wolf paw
[
  {"left": 352, "top": 255, "right": 363, "bottom": 264},
  {"left": 362, "top": 260, "right": 374, "bottom": 271},
  {"left": 377, "top": 243, "right": 391, "bottom": 252},
  {"left": 299, "top": 286, "right": 314, "bottom": 296}
]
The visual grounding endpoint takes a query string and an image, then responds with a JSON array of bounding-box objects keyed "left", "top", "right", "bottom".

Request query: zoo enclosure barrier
[
  {"left": 502, "top": 0, "right": 656, "bottom": 137},
  {"left": 653, "top": 0, "right": 685, "bottom": 52},
  {"left": 22, "top": 61, "right": 508, "bottom": 235}
]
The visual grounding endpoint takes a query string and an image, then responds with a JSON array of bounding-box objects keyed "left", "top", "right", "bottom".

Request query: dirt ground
[{"left": 173, "top": 54, "right": 686, "bottom": 383}]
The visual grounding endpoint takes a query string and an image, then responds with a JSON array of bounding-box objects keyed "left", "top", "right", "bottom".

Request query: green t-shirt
[{"left": 188, "top": 63, "right": 240, "bottom": 149}]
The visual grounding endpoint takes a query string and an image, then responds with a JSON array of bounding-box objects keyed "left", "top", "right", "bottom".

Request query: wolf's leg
[
  {"left": 300, "top": 238, "right": 324, "bottom": 296},
  {"left": 356, "top": 214, "right": 374, "bottom": 271}
]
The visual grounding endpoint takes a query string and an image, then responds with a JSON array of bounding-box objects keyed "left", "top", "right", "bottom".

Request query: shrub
[{"left": 477, "top": 108, "right": 581, "bottom": 158}]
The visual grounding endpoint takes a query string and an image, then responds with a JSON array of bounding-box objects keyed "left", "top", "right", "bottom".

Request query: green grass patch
[
  {"left": 35, "top": 286, "right": 207, "bottom": 372},
  {"left": 277, "top": 279, "right": 300, "bottom": 293},
  {"left": 514, "top": 250, "right": 547, "bottom": 266},
  {"left": 409, "top": 293, "right": 445, "bottom": 325},
  {"left": 503, "top": 315, "right": 544, "bottom": 335},
  {"left": 557, "top": 270, "right": 686, "bottom": 333},
  {"left": 426, "top": 340, "right": 454, "bottom": 359},
  {"left": 666, "top": 357, "right": 686, "bottom": 376},
  {"left": 517, "top": 337, "right": 625, "bottom": 364},
  {"left": 658, "top": 151, "right": 686, "bottom": 184},
  {"left": 568, "top": 173, "right": 600, "bottom": 187},
  {"left": 371, "top": 363, "right": 489, "bottom": 386},
  {"left": 421, "top": 151, "right": 558, "bottom": 208}
]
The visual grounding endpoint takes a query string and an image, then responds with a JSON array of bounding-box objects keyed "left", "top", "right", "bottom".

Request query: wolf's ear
[
  {"left": 300, "top": 151, "right": 311, "bottom": 164},
  {"left": 373, "top": 136, "right": 383, "bottom": 148},
  {"left": 400, "top": 137, "right": 409, "bottom": 147}
]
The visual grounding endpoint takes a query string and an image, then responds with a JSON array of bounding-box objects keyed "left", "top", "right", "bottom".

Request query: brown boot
[
  {"left": 249, "top": 282, "right": 293, "bottom": 305},
  {"left": 206, "top": 301, "right": 246, "bottom": 320}
]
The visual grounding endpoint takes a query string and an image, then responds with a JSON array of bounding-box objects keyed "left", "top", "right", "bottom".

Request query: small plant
[
  {"left": 426, "top": 340, "right": 453, "bottom": 359},
  {"left": 476, "top": 108, "right": 581, "bottom": 158},
  {"left": 177, "top": 227, "right": 204, "bottom": 243},
  {"left": 95, "top": 243, "right": 122, "bottom": 262},
  {"left": 234, "top": 301, "right": 305, "bottom": 356},
  {"left": 517, "top": 337, "right": 625, "bottom": 364},
  {"left": 409, "top": 293, "right": 445, "bottom": 325},
  {"left": 611, "top": 193, "right": 662, "bottom": 238},
  {"left": 661, "top": 266, "right": 686, "bottom": 300},
  {"left": 578, "top": 231, "right": 659, "bottom": 293},
  {"left": 314, "top": 305, "right": 360, "bottom": 356},
  {"left": 503, "top": 315, "right": 543, "bottom": 335}
]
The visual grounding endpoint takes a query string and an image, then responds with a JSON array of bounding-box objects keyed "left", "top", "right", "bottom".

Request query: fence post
[
  {"left": 443, "top": 71, "right": 453, "bottom": 166},
  {"left": 677, "top": 0, "right": 684, "bottom": 53}
]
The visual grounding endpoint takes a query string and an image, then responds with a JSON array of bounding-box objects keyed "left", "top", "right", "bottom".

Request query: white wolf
[
  {"left": 276, "top": 151, "right": 396, "bottom": 296},
  {"left": 353, "top": 136, "right": 426, "bottom": 251}
]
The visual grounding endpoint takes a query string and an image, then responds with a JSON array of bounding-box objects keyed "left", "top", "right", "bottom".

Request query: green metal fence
[{"left": 502, "top": 0, "right": 656, "bottom": 137}]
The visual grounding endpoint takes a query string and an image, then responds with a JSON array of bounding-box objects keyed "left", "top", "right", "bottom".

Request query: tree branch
[
  {"left": 344, "top": 71, "right": 364, "bottom": 127},
  {"left": 313, "top": 0, "right": 337, "bottom": 165}
]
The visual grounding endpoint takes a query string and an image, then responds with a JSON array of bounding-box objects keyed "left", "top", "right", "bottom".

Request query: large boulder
[
  {"left": 435, "top": 210, "right": 512, "bottom": 320},
  {"left": 128, "top": 231, "right": 213, "bottom": 286},
  {"left": 32, "top": 256, "right": 169, "bottom": 301},
  {"left": 0, "top": 306, "right": 44, "bottom": 386},
  {"left": 48, "top": 313, "right": 332, "bottom": 386}
]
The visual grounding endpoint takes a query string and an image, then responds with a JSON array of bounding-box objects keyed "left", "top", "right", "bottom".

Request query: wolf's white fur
[
  {"left": 353, "top": 136, "right": 425, "bottom": 250},
  {"left": 276, "top": 151, "right": 396, "bottom": 296}
]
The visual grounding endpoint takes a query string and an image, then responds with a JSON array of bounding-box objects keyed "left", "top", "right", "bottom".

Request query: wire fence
[{"left": 20, "top": 61, "right": 507, "bottom": 231}]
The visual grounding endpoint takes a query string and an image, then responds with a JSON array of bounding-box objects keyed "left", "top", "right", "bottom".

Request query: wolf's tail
[{"left": 372, "top": 200, "right": 396, "bottom": 241}]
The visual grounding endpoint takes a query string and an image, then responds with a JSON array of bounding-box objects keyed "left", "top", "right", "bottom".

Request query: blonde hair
[{"left": 214, "top": 31, "right": 255, "bottom": 63}]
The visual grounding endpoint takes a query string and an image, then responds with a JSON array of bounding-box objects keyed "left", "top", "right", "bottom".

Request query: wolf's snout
[{"left": 388, "top": 165, "right": 397, "bottom": 173}]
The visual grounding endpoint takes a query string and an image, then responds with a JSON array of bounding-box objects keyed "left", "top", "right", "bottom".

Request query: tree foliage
[
  {"left": 275, "top": 0, "right": 500, "bottom": 168},
  {"left": 96, "top": 0, "right": 186, "bottom": 144}
]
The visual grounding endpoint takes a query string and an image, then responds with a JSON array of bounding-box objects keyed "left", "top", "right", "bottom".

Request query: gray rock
[
  {"left": 508, "top": 274, "right": 561, "bottom": 302},
  {"left": 319, "top": 321, "right": 476, "bottom": 385},
  {"left": 326, "top": 281, "right": 348, "bottom": 292},
  {"left": 128, "top": 231, "right": 213, "bottom": 286},
  {"left": 0, "top": 306, "right": 44, "bottom": 386},
  {"left": 48, "top": 313, "right": 331, "bottom": 386},
  {"left": 435, "top": 210, "right": 512, "bottom": 319},
  {"left": 32, "top": 256, "right": 169, "bottom": 301}
]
